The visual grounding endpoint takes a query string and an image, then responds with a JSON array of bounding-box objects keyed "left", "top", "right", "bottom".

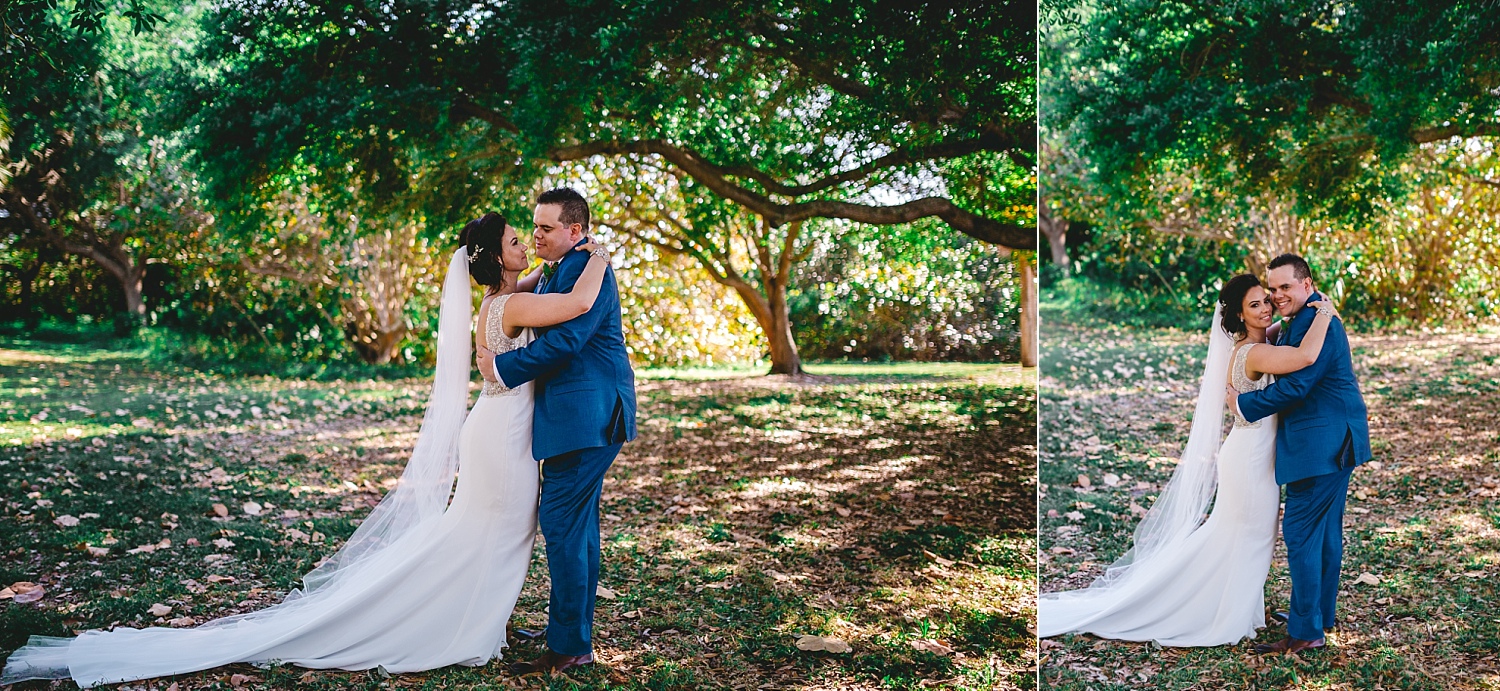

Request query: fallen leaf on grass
[
  {"left": 1077, "top": 474, "right": 1092, "bottom": 488},
  {"left": 242, "top": 501, "right": 262, "bottom": 516},
  {"left": 922, "top": 549, "right": 955, "bottom": 567},
  {"left": 1, "top": 582, "right": 45, "bottom": 603},
  {"left": 834, "top": 506, "right": 851, "bottom": 517},
  {"left": 54, "top": 515, "right": 80, "bottom": 527},
  {"left": 211, "top": 503, "right": 229, "bottom": 518},
  {"left": 229, "top": 673, "right": 254, "bottom": 687},
  {"left": 168, "top": 617, "right": 194, "bottom": 627},
  {"left": 596, "top": 585, "right": 617, "bottom": 600},
  {"left": 910, "top": 638, "right": 955, "bottom": 655},
  {"left": 127, "top": 538, "right": 172, "bottom": 555},
  {"left": 1353, "top": 572, "right": 1381, "bottom": 586},
  {"left": 795, "top": 634, "right": 850, "bottom": 653},
  {"left": 148, "top": 603, "right": 173, "bottom": 616}
]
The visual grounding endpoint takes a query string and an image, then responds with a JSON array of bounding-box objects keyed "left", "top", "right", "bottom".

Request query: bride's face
[
  {"left": 500, "top": 225, "right": 529, "bottom": 270},
  {"left": 1240, "top": 285, "right": 1275, "bottom": 330}
]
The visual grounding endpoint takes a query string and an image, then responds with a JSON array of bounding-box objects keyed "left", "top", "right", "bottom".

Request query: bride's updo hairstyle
[
  {"left": 1218, "top": 273, "right": 1263, "bottom": 338},
  {"left": 459, "top": 212, "right": 507, "bottom": 290}
]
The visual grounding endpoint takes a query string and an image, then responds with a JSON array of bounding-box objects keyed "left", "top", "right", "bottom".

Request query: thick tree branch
[
  {"left": 450, "top": 95, "right": 519, "bottom": 133},
  {"left": 712, "top": 130, "right": 1031, "bottom": 196},
  {"left": 551, "top": 139, "right": 1035, "bottom": 248},
  {"left": 1412, "top": 122, "right": 1500, "bottom": 143},
  {"left": 4, "top": 190, "right": 136, "bottom": 280}
]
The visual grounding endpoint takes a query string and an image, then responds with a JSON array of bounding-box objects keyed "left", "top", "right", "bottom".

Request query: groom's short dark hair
[
  {"left": 537, "top": 187, "right": 590, "bottom": 231},
  {"left": 1267, "top": 253, "right": 1312, "bottom": 280}
]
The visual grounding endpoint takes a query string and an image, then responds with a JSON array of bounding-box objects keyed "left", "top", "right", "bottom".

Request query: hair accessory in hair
[{"left": 467, "top": 246, "right": 482, "bottom": 263}]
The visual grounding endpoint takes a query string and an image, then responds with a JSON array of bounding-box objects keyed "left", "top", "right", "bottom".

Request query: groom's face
[
  {"left": 532, "top": 203, "right": 584, "bottom": 263},
  {"left": 1265, "top": 265, "right": 1313, "bottom": 317}
]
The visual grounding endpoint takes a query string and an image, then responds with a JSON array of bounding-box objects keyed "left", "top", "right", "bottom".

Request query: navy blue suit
[
  {"left": 494, "top": 240, "right": 637, "bottom": 656},
  {"left": 1238, "top": 292, "right": 1371, "bottom": 641}
]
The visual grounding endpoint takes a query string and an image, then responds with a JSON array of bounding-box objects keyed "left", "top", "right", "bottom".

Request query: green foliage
[
  {"left": 1042, "top": 223, "right": 1245, "bottom": 329},
  {"left": 5, "top": 0, "right": 1029, "bottom": 370},
  {"left": 792, "top": 220, "right": 1021, "bottom": 361},
  {"left": 1048, "top": 0, "right": 1500, "bottom": 220}
]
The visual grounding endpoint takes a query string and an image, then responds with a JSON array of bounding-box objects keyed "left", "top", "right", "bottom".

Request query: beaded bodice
[
  {"left": 481, "top": 294, "right": 530, "bottom": 397},
  {"left": 1232, "top": 343, "right": 1270, "bottom": 429}
]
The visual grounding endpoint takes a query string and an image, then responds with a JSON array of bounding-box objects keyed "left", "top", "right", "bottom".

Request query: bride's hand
[
  {"left": 576, "top": 240, "right": 602, "bottom": 254},
  {"left": 1310, "top": 299, "right": 1340, "bottom": 320}
]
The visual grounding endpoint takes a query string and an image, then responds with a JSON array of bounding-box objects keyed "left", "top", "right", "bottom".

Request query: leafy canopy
[{"left": 1049, "top": 0, "right": 1500, "bottom": 217}]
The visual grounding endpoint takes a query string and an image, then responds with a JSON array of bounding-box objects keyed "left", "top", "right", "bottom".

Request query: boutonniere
[{"left": 542, "top": 262, "right": 558, "bottom": 278}]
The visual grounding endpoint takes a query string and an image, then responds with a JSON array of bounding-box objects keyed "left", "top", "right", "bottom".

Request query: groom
[
  {"left": 1228, "top": 253, "right": 1371, "bottom": 654},
  {"left": 477, "top": 187, "right": 637, "bottom": 674}
]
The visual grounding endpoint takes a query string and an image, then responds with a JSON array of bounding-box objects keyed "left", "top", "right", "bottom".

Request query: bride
[
  {"left": 1038, "top": 273, "right": 1340, "bottom": 646},
  {"left": 1, "top": 212, "right": 612, "bottom": 687}
]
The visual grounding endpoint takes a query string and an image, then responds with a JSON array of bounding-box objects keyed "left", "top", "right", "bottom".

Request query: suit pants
[
  {"left": 538, "top": 439, "right": 624, "bottom": 656},
  {"left": 1282, "top": 433, "right": 1357, "bottom": 641}
]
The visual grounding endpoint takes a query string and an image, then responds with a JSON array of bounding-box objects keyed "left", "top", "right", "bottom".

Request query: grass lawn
[
  {"left": 0, "top": 337, "right": 1035, "bottom": 690},
  {"left": 1038, "top": 307, "right": 1500, "bottom": 690}
]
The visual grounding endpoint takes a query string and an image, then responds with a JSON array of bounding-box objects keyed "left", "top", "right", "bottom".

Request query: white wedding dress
[
  {"left": 1038, "top": 319, "right": 1281, "bottom": 646},
  {"left": 2, "top": 251, "right": 541, "bottom": 687}
]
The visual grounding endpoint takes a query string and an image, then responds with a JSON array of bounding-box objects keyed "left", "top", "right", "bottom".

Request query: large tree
[
  {"left": 0, "top": 1, "right": 205, "bottom": 322},
  {"left": 189, "top": 0, "right": 1037, "bottom": 374}
]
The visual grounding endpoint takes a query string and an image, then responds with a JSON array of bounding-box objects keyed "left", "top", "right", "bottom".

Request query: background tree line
[
  {"left": 1040, "top": 0, "right": 1500, "bottom": 329},
  {"left": 1, "top": 0, "right": 1037, "bottom": 374}
]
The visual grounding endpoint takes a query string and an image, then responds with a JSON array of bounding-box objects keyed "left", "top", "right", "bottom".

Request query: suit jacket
[
  {"left": 493, "top": 240, "right": 637, "bottom": 459},
  {"left": 1238, "top": 292, "right": 1371, "bottom": 485}
]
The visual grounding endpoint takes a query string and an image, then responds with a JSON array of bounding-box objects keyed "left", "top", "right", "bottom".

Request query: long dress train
[
  {"left": 2, "top": 271, "right": 539, "bottom": 687},
  {"left": 1038, "top": 340, "right": 1280, "bottom": 646}
]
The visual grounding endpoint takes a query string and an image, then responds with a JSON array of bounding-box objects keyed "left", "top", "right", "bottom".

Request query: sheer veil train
[
  {"left": 1039, "top": 304, "right": 1233, "bottom": 614},
  {"left": 1, "top": 247, "right": 479, "bottom": 683}
]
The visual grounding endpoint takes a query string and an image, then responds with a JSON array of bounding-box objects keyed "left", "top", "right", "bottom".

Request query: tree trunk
[
  {"left": 1039, "top": 203, "right": 1070, "bottom": 274},
  {"left": 725, "top": 279, "right": 803, "bottom": 376},
  {"left": 1019, "top": 253, "right": 1037, "bottom": 368},
  {"left": 4, "top": 259, "right": 44, "bottom": 328},
  {"left": 347, "top": 324, "right": 408, "bottom": 364},
  {"left": 764, "top": 278, "right": 803, "bottom": 375},
  {"left": 120, "top": 265, "right": 146, "bottom": 318}
]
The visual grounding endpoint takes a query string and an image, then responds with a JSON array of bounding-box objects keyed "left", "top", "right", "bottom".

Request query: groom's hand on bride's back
[
  {"left": 476, "top": 344, "right": 499, "bottom": 383},
  {"left": 1225, "top": 384, "right": 1239, "bottom": 409}
]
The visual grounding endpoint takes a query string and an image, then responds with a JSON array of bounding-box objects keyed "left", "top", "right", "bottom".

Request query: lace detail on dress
[
  {"left": 481, "top": 294, "right": 528, "bottom": 398},
  {"left": 1232, "top": 343, "right": 1269, "bottom": 429}
]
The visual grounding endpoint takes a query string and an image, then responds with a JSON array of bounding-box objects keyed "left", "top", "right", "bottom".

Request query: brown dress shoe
[
  {"left": 508, "top": 649, "right": 594, "bottom": 676},
  {"left": 1252, "top": 636, "right": 1326, "bottom": 655}
]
